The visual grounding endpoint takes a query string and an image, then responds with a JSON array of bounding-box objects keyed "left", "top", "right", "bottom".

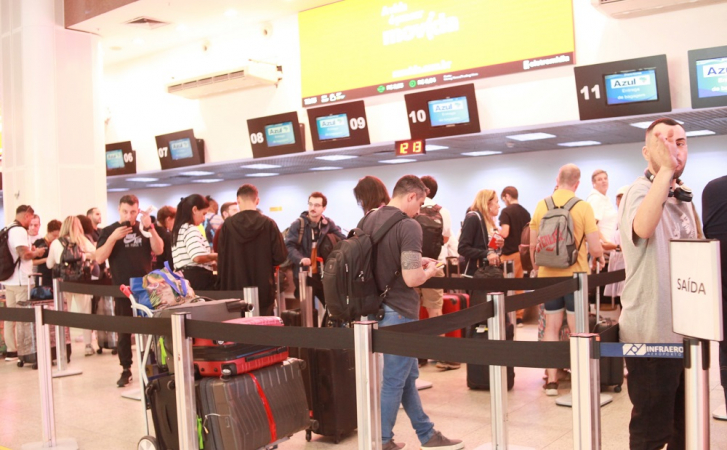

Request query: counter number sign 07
[
  {"left": 349, "top": 117, "right": 366, "bottom": 130},
  {"left": 579, "top": 84, "right": 601, "bottom": 101},
  {"left": 158, "top": 147, "right": 168, "bottom": 158},
  {"left": 250, "top": 132, "right": 265, "bottom": 144},
  {"left": 408, "top": 109, "right": 427, "bottom": 124}
]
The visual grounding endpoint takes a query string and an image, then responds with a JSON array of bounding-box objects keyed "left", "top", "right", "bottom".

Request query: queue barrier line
[
  {"left": 505, "top": 278, "right": 580, "bottom": 314},
  {"left": 420, "top": 275, "right": 569, "bottom": 291},
  {"left": 587, "top": 270, "right": 625, "bottom": 289},
  {"left": 55, "top": 281, "right": 121, "bottom": 298},
  {"left": 0, "top": 305, "right": 34, "bottom": 322},
  {"left": 384, "top": 300, "right": 494, "bottom": 335}
]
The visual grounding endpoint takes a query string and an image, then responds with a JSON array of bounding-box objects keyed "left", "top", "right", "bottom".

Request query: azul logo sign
[
  {"left": 609, "top": 75, "right": 651, "bottom": 89},
  {"left": 622, "top": 344, "right": 683, "bottom": 358},
  {"left": 267, "top": 124, "right": 291, "bottom": 135},
  {"left": 319, "top": 117, "right": 347, "bottom": 128},
  {"left": 432, "top": 100, "right": 464, "bottom": 112},
  {"left": 703, "top": 62, "right": 727, "bottom": 77}
]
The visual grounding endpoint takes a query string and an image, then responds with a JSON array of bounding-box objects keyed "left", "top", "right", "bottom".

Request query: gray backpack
[{"left": 534, "top": 197, "right": 583, "bottom": 269}]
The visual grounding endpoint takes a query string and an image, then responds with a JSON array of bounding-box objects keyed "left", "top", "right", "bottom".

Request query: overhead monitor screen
[
  {"left": 316, "top": 114, "right": 351, "bottom": 141},
  {"left": 604, "top": 69, "right": 658, "bottom": 105},
  {"left": 265, "top": 122, "right": 296, "bottom": 147},
  {"left": 298, "top": 0, "right": 575, "bottom": 106},
  {"left": 428, "top": 96, "right": 470, "bottom": 127},
  {"left": 106, "top": 149, "right": 125, "bottom": 170},
  {"left": 169, "top": 138, "right": 194, "bottom": 160},
  {"left": 695, "top": 56, "right": 727, "bottom": 98}
]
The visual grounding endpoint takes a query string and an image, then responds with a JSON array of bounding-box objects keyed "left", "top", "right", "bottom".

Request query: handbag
[
  {"left": 463, "top": 211, "right": 503, "bottom": 278},
  {"left": 30, "top": 285, "right": 53, "bottom": 300}
]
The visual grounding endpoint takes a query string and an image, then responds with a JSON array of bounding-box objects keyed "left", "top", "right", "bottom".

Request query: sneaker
[
  {"left": 544, "top": 382, "right": 559, "bottom": 396},
  {"left": 422, "top": 430, "right": 463, "bottom": 450},
  {"left": 383, "top": 440, "right": 406, "bottom": 450},
  {"left": 5, "top": 351, "right": 18, "bottom": 362},
  {"left": 516, "top": 318, "right": 524, "bottom": 328},
  {"left": 418, "top": 358, "right": 428, "bottom": 368},
  {"left": 85, "top": 345, "right": 94, "bottom": 356},
  {"left": 435, "top": 361, "right": 461, "bottom": 370},
  {"left": 117, "top": 369, "right": 133, "bottom": 387}
]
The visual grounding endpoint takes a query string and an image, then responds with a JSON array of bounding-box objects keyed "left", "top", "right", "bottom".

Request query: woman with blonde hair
[
  {"left": 47, "top": 216, "right": 97, "bottom": 356},
  {"left": 458, "top": 189, "right": 502, "bottom": 278}
]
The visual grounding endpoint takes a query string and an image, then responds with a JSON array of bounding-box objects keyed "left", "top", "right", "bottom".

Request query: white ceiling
[{"left": 68, "top": 0, "right": 339, "bottom": 66}]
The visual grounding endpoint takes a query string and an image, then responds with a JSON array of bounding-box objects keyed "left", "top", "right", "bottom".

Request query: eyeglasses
[{"left": 308, "top": 202, "right": 323, "bottom": 208}]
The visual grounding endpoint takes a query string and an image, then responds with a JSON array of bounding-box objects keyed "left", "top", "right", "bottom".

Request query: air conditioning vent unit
[
  {"left": 167, "top": 62, "right": 281, "bottom": 99},
  {"left": 591, "top": 0, "right": 727, "bottom": 18}
]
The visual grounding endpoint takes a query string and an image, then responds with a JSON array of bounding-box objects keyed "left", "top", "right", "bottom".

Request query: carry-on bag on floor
[
  {"left": 420, "top": 293, "right": 470, "bottom": 338},
  {"left": 95, "top": 296, "right": 118, "bottom": 354},
  {"left": 465, "top": 322, "right": 515, "bottom": 390},
  {"left": 199, "top": 358, "right": 311, "bottom": 450},
  {"left": 16, "top": 299, "right": 72, "bottom": 369},
  {"left": 590, "top": 315, "right": 623, "bottom": 392}
]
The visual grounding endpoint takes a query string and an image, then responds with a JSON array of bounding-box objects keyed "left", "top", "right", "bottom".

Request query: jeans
[
  {"left": 115, "top": 297, "right": 133, "bottom": 369},
  {"left": 379, "top": 304, "right": 435, "bottom": 445},
  {"left": 625, "top": 357, "right": 685, "bottom": 450}
]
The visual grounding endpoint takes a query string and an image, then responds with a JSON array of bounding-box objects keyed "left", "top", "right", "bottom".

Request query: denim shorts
[{"left": 544, "top": 292, "right": 575, "bottom": 313}]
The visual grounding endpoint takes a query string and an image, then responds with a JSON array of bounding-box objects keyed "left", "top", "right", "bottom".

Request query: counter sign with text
[{"left": 669, "top": 239, "right": 723, "bottom": 341}]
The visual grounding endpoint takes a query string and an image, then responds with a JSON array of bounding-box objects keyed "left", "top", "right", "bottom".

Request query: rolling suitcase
[
  {"left": 146, "top": 373, "right": 180, "bottom": 450},
  {"left": 95, "top": 296, "right": 118, "bottom": 354},
  {"left": 465, "top": 322, "right": 515, "bottom": 390},
  {"left": 419, "top": 293, "right": 469, "bottom": 338},
  {"left": 199, "top": 359, "right": 310, "bottom": 450},
  {"left": 16, "top": 299, "right": 71, "bottom": 369},
  {"left": 590, "top": 315, "right": 623, "bottom": 392}
]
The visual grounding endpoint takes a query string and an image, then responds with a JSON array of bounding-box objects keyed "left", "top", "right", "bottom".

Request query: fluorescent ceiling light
[
  {"left": 506, "top": 132, "right": 556, "bottom": 141},
  {"left": 461, "top": 151, "right": 502, "bottom": 157},
  {"left": 247, "top": 173, "right": 279, "bottom": 177},
  {"left": 685, "top": 130, "right": 715, "bottom": 137},
  {"left": 240, "top": 163, "right": 281, "bottom": 169},
  {"left": 310, "top": 166, "right": 342, "bottom": 171},
  {"left": 425, "top": 144, "right": 449, "bottom": 151},
  {"left": 557, "top": 141, "right": 602, "bottom": 147},
  {"left": 107, "top": 188, "right": 129, "bottom": 192},
  {"left": 126, "top": 177, "right": 159, "bottom": 182},
  {"left": 179, "top": 170, "right": 214, "bottom": 177},
  {"left": 224, "top": 9, "right": 238, "bottom": 17},
  {"left": 379, "top": 158, "right": 416, "bottom": 164},
  {"left": 132, "top": 38, "right": 144, "bottom": 45},
  {"left": 315, "top": 155, "right": 358, "bottom": 161},
  {"left": 147, "top": 183, "right": 171, "bottom": 188},
  {"left": 192, "top": 179, "right": 223, "bottom": 183},
  {"left": 630, "top": 119, "right": 684, "bottom": 129}
]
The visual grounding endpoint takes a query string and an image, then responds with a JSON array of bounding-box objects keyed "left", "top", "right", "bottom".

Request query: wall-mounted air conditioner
[
  {"left": 591, "top": 0, "right": 727, "bottom": 18},
  {"left": 167, "top": 61, "right": 282, "bottom": 99}
]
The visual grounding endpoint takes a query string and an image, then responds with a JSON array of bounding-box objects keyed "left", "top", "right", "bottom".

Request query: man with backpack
[
  {"left": 284, "top": 191, "right": 346, "bottom": 306},
  {"left": 360, "top": 175, "right": 463, "bottom": 450},
  {"left": 2, "top": 205, "right": 46, "bottom": 362},
  {"left": 529, "top": 164, "right": 603, "bottom": 396}
]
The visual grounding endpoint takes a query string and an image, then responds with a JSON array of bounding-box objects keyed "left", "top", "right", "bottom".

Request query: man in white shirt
[
  {"left": 3, "top": 205, "right": 45, "bottom": 361},
  {"left": 586, "top": 169, "right": 618, "bottom": 247}
]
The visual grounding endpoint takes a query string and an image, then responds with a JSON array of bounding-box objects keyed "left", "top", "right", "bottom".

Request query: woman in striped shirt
[{"left": 171, "top": 194, "right": 218, "bottom": 290}]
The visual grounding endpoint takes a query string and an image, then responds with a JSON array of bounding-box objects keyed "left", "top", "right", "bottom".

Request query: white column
[{"left": 1, "top": 0, "right": 107, "bottom": 224}]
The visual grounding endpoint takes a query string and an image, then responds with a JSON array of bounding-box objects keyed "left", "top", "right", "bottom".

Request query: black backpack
[
  {"left": 57, "top": 237, "right": 89, "bottom": 282},
  {"left": 416, "top": 204, "right": 444, "bottom": 259},
  {"left": 322, "top": 211, "right": 406, "bottom": 322},
  {"left": 0, "top": 224, "right": 21, "bottom": 282}
]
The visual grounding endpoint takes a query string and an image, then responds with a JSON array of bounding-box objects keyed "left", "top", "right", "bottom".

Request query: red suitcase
[{"left": 420, "top": 293, "right": 469, "bottom": 338}]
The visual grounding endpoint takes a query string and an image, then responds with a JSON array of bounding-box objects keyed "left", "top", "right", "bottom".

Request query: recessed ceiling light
[
  {"left": 425, "top": 144, "right": 449, "bottom": 151},
  {"left": 240, "top": 163, "right": 281, "bottom": 169},
  {"left": 685, "top": 129, "right": 716, "bottom": 137},
  {"left": 179, "top": 170, "right": 214, "bottom": 177},
  {"left": 379, "top": 158, "right": 417, "bottom": 164},
  {"left": 107, "top": 188, "right": 130, "bottom": 192},
  {"left": 126, "top": 177, "right": 159, "bottom": 182},
  {"left": 132, "top": 38, "right": 144, "bottom": 45},
  {"left": 192, "top": 179, "right": 224, "bottom": 183},
  {"left": 223, "top": 9, "right": 238, "bottom": 17},
  {"left": 557, "top": 141, "right": 602, "bottom": 147},
  {"left": 506, "top": 132, "right": 556, "bottom": 141},
  {"left": 315, "top": 155, "right": 358, "bottom": 161},
  {"left": 147, "top": 183, "right": 171, "bottom": 188},
  {"left": 461, "top": 151, "right": 502, "bottom": 157},
  {"left": 176, "top": 24, "right": 188, "bottom": 32},
  {"left": 630, "top": 119, "right": 684, "bottom": 129},
  {"left": 247, "top": 173, "right": 279, "bottom": 177},
  {"left": 310, "top": 166, "right": 343, "bottom": 171}
]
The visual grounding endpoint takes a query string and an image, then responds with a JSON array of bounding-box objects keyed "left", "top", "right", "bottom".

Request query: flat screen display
[
  {"left": 428, "top": 96, "right": 470, "bottom": 127},
  {"left": 695, "top": 56, "right": 727, "bottom": 98},
  {"left": 264, "top": 122, "right": 296, "bottom": 147},
  {"left": 604, "top": 69, "right": 658, "bottom": 105},
  {"left": 105, "top": 149, "right": 125, "bottom": 170},
  {"left": 316, "top": 114, "right": 351, "bottom": 141},
  {"left": 169, "top": 138, "right": 194, "bottom": 160}
]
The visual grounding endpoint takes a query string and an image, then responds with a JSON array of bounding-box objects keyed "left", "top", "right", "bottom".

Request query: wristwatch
[{"left": 143, "top": 224, "right": 155, "bottom": 232}]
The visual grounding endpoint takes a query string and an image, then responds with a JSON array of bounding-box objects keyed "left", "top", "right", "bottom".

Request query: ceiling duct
[
  {"left": 591, "top": 0, "right": 727, "bottom": 18},
  {"left": 167, "top": 62, "right": 282, "bottom": 99},
  {"left": 124, "top": 17, "right": 170, "bottom": 29}
]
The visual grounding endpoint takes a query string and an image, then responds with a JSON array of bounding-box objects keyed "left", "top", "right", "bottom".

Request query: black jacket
[
  {"left": 284, "top": 212, "right": 346, "bottom": 275},
  {"left": 458, "top": 211, "right": 495, "bottom": 276},
  {"left": 218, "top": 210, "right": 287, "bottom": 315}
]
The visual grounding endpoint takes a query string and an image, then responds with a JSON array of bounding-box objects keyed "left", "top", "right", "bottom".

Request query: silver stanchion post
[
  {"left": 298, "top": 269, "right": 313, "bottom": 328},
  {"left": 354, "top": 321, "right": 381, "bottom": 450},
  {"left": 171, "top": 312, "right": 199, "bottom": 450},
  {"left": 275, "top": 266, "right": 286, "bottom": 316},
  {"left": 556, "top": 273, "right": 612, "bottom": 407},
  {"left": 22, "top": 305, "right": 78, "bottom": 450},
  {"left": 503, "top": 261, "right": 517, "bottom": 327},
  {"left": 243, "top": 286, "right": 260, "bottom": 318},
  {"left": 684, "top": 337, "right": 710, "bottom": 450},
  {"left": 51, "top": 279, "right": 81, "bottom": 378},
  {"left": 570, "top": 333, "right": 601, "bottom": 450}
]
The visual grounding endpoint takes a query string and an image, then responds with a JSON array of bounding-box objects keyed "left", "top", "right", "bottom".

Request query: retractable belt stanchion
[
  {"left": 354, "top": 321, "right": 382, "bottom": 450},
  {"left": 51, "top": 279, "right": 81, "bottom": 378},
  {"left": 22, "top": 305, "right": 78, "bottom": 450},
  {"left": 171, "top": 312, "right": 199, "bottom": 450},
  {"left": 569, "top": 333, "right": 601, "bottom": 450},
  {"left": 556, "top": 273, "right": 612, "bottom": 408},
  {"left": 275, "top": 267, "right": 286, "bottom": 316},
  {"left": 122, "top": 291, "right": 143, "bottom": 401},
  {"left": 503, "top": 261, "right": 517, "bottom": 329},
  {"left": 299, "top": 269, "right": 314, "bottom": 328},
  {"left": 243, "top": 286, "right": 260, "bottom": 318},
  {"left": 684, "top": 338, "right": 710, "bottom": 450}
]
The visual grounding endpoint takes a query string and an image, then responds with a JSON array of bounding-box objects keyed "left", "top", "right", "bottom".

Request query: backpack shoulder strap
[
  {"left": 297, "top": 217, "right": 305, "bottom": 245},
  {"left": 563, "top": 197, "right": 581, "bottom": 211},
  {"left": 371, "top": 212, "right": 407, "bottom": 244},
  {"left": 545, "top": 197, "right": 556, "bottom": 210}
]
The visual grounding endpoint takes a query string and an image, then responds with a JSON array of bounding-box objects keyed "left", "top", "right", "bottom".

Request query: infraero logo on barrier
[{"left": 622, "top": 344, "right": 683, "bottom": 358}]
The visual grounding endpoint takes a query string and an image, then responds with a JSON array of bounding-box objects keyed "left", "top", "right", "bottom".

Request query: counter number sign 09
[
  {"left": 349, "top": 117, "right": 366, "bottom": 130},
  {"left": 250, "top": 132, "right": 265, "bottom": 144}
]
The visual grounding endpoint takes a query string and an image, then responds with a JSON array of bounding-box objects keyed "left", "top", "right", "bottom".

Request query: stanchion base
[
  {"left": 416, "top": 379, "right": 433, "bottom": 390},
  {"left": 555, "top": 392, "right": 613, "bottom": 408},
  {"left": 52, "top": 368, "right": 82, "bottom": 378},
  {"left": 22, "top": 437, "right": 78, "bottom": 450},
  {"left": 712, "top": 405, "right": 727, "bottom": 421},
  {"left": 476, "top": 443, "right": 536, "bottom": 450},
  {"left": 121, "top": 388, "right": 142, "bottom": 401}
]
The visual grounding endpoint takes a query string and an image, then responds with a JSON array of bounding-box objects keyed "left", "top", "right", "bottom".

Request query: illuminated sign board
[{"left": 689, "top": 45, "right": 727, "bottom": 109}]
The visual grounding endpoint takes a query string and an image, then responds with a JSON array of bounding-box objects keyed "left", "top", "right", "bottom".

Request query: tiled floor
[{"left": 0, "top": 323, "right": 726, "bottom": 450}]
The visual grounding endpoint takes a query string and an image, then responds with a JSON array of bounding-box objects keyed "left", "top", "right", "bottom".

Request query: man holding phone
[{"left": 96, "top": 195, "right": 163, "bottom": 387}]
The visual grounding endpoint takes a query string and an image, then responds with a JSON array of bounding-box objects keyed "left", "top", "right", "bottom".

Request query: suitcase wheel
[
  {"left": 614, "top": 385, "right": 622, "bottom": 393},
  {"left": 97, "top": 348, "right": 103, "bottom": 355},
  {"left": 137, "top": 435, "right": 159, "bottom": 450},
  {"left": 306, "top": 430, "right": 312, "bottom": 442},
  {"left": 112, "top": 349, "right": 118, "bottom": 355},
  {"left": 17, "top": 360, "right": 23, "bottom": 368},
  {"left": 32, "top": 363, "right": 38, "bottom": 370}
]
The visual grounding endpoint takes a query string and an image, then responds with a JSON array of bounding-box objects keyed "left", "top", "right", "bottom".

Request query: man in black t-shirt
[
  {"left": 498, "top": 186, "right": 531, "bottom": 326},
  {"left": 96, "top": 195, "right": 163, "bottom": 387},
  {"left": 33, "top": 220, "right": 62, "bottom": 287}
]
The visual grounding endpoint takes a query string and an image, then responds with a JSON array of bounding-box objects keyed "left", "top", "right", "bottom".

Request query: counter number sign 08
[{"left": 250, "top": 132, "right": 265, "bottom": 144}]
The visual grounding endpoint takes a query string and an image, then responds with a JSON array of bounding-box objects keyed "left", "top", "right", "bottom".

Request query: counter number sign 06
[
  {"left": 123, "top": 152, "right": 134, "bottom": 163},
  {"left": 250, "top": 132, "right": 265, "bottom": 144}
]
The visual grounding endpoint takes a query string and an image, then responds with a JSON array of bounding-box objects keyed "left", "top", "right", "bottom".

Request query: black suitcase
[
  {"left": 146, "top": 373, "right": 179, "bottom": 450},
  {"left": 466, "top": 322, "right": 516, "bottom": 391},
  {"left": 590, "top": 315, "right": 623, "bottom": 392}
]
